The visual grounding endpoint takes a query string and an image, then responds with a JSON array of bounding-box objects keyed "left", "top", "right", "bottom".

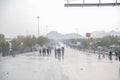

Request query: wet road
[{"left": 0, "top": 46, "right": 120, "bottom": 80}]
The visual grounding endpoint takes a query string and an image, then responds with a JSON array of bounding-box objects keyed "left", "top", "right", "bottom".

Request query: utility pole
[{"left": 37, "top": 16, "right": 40, "bottom": 37}]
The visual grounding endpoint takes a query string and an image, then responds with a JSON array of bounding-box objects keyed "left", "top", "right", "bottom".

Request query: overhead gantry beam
[
  {"left": 64, "top": 3, "right": 120, "bottom": 7},
  {"left": 64, "top": 0, "right": 120, "bottom": 7}
]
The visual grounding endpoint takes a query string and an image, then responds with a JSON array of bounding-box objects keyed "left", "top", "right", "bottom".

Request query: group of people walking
[
  {"left": 38, "top": 46, "right": 65, "bottom": 60},
  {"left": 98, "top": 48, "right": 120, "bottom": 61},
  {"left": 55, "top": 47, "right": 64, "bottom": 60},
  {"left": 39, "top": 47, "right": 51, "bottom": 56}
]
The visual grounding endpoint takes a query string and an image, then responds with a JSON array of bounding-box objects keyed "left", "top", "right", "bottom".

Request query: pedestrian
[
  {"left": 62, "top": 47, "right": 64, "bottom": 59},
  {"left": 47, "top": 48, "right": 49, "bottom": 56},
  {"left": 102, "top": 48, "right": 105, "bottom": 58},
  {"left": 98, "top": 48, "right": 101, "bottom": 59},
  {"left": 39, "top": 48, "right": 41, "bottom": 56},
  {"left": 55, "top": 48, "right": 57, "bottom": 58},
  {"left": 109, "top": 50, "right": 112, "bottom": 61},
  {"left": 43, "top": 48, "right": 46, "bottom": 56},
  {"left": 115, "top": 49, "right": 118, "bottom": 60},
  {"left": 49, "top": 47, "right": 51, "bottom": 55},
  {"left": 57, "top": 48, "right": 61, "bottom": 60},
  {"left": 118, "top": 48, "right": 120, "bottom": 61}
]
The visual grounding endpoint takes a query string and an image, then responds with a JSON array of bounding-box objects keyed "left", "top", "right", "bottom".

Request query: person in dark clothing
[
  {"left": 47, "top": 48, "right": 49, "bottom": 56},
  {"left": 109, "top": 51, "right": 112, "bottom": 61},
  {"left": 39, "top": 48, "right": 41, "bottom": 56},
  {"left": 115, "top": 50, "right": 118, "bottom": 60},
  {"left": 118, "top": 49, "right": 120, "bottom": 61},
  {"left": 43, "top": 48, "right": 46, "bottom": 56},
  {"left": 62, "top": 47, "right": 64, "bottom": 59},
  {"left": 55, "top": 48, "right": 57, "bottom": 58},
  {"left": 57, "top": 48, "right": 61, "bottom": 60}
]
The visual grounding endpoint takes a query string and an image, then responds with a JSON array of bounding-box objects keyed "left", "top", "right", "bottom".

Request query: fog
[{"left": 0, "top": 0, "right": 120, "bottom": 38}]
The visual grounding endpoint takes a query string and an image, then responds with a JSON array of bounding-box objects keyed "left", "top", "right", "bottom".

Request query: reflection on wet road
[
  {"left": 0, "top": 45, "right": 120, "bottom": 80},
  {"left": 119, "top": 67, "right": 120, "bottom": 79}
]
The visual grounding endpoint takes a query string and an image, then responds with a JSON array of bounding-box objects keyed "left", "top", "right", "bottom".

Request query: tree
[
  {"left": 0, "top": 34, "right": 9, "bottom": 56},
  {"left": 37, "top": 36, "right": 50, "bottom": 46},
  {"left": 23, "top": 35, "right": 37, "bottom": 47},
  {"left": 0, "top": 34, "right": 5, "bottom": 43},
  {"left": 11, "top": 39, "right": 21, "bottom": 51},
  {"left": 31, "top": 35, "right": 37, "bottom": 47},
  {"left": 17, "top": 35, "right": 25, "bottom": 43}
]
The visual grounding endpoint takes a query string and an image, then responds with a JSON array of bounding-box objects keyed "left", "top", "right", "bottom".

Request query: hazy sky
[{"left": 0, "top": 0, "right": 120, "bottom": 38}]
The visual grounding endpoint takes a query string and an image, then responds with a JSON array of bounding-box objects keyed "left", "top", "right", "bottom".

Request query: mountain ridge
[
  {"left": 46, "top": 31, "right": 83, "bottom": 40},
  {"left": 46, "top": 30, "right": 120, "bottom": 40}
]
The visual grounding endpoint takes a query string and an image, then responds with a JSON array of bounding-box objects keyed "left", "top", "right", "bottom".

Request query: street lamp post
[
  {"left": 37, "top": 16, "right": 40, "bottom": 37},
  {"left": 46, "top": 26, "right": 48, "bottom": 35}
]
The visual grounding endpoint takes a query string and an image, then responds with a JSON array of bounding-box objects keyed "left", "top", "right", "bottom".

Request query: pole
[
  {"left": 99, "top": 0, "right": 101, "bottom": 3},
  {"left": 76, "top": 27, "right": 78, "bottom": 39},
  {"left": 83, "top": 0, "right": 85, "bottom": 4},
  {"left": 26, "top": 29, "right": 28, "bottom": 37},
  {"left": 83, "top": 0, "right": 85, "bottom": 7},
  {"left": 67, "top": 0, "right": 69, "bottom": 7},
  {"left": 67, "top": 0, "right": 69, "bottom": 4},
  {"left": 46, "top": 26, "right": 48, "bottom": 35},
  {"left": 37, "top": 16, "right": 40, "bottom": 37}
]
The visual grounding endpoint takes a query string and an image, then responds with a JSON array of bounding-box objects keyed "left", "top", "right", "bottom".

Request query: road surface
[{"left": 0, "top": 45, "right": 120, "bottom": 80}]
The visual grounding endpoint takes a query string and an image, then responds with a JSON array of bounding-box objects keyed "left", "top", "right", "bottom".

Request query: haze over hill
[
  {"left": 3, "top": 30, "right": 120, "bottom": 40},
  {"left": 46, "top": 30, "right": 120, "bottom": 40},
  {"left": 91, "top": 30, "right": 120, "bottom": 38},
  {"left": 46, "top": 31, "right": 83, "bottom": 40}
]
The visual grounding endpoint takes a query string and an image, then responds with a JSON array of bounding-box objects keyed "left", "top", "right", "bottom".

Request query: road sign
[{"left": 86, "top": 33, "right": 91, "bottom": 37}]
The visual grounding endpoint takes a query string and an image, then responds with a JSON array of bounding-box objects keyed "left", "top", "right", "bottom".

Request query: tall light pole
[
  {"left": 46, "top": 26, "right": 48, "bottom": 35},
  {"left": 37, "top": 16, "right": 40, "bottom": 37},
  {"left": 76, "top": 27, "right": 78, "bottom": 39}
]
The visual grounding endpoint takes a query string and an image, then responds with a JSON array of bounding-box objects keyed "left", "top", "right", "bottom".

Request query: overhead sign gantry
[{"left": 64, "top": 0, "right": 120, "bottom": 7}]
